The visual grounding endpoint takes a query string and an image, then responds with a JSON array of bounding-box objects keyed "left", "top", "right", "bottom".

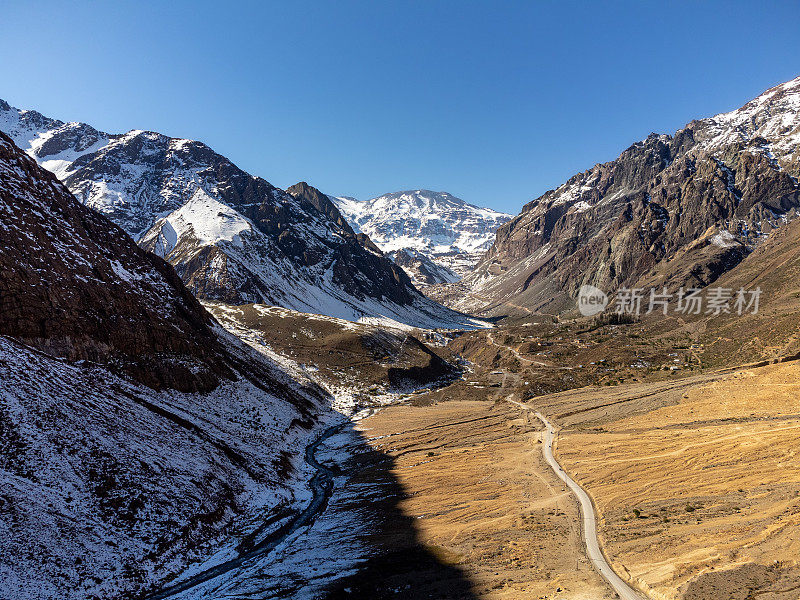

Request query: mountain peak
[
  {"left": 461, "top": 74, "right": 800, "bottom": 317},
  {"left": 0, "top": 101, "right": 475, "bottom": 329},
  {"left": 332, "top": 189, "right": 512, "bottom": 283},
  {"left": 287, "top": 180, "right": 355, "bottom": 235}
]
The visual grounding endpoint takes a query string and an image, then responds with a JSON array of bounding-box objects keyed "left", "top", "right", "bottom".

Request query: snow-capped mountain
[
  {"left": 462, "top": 75, "right": 800, "bottom": 315},
  {"left": 693, "top": 75, "right": 800, "bottom": 163},
  {"left": 332, "top": 190, "right": 512, "bottom": 281},
  {"left": 0, "top": 99, "right": 476, "bottom": 329},
  {"left": 0, "top": 130, "right": 331, "bottom": 599}
]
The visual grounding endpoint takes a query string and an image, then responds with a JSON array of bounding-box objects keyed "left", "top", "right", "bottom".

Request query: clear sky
[{"left": 1, "top": 1, "right": 798, "bottom": 214}]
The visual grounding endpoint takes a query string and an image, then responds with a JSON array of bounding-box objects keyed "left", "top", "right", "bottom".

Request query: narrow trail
[
  {"left": 485, "top": 331, "right": 574, "bottom": 369},
  {"left": 143, "top": 421, "right": 347, "bottom": 600},
  {"left": 486, "top": 331, "right": 550, "bottom": 367},
  {"left": 508, "top": 398, "right": 648, "bottom": 600}
]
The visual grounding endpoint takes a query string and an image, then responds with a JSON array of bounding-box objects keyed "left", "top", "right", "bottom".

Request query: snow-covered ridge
[
  {"left": 488, "top": 76, "right": 800, "bottom": 234},
  {"left": 143, "top": 189, "right": 253, "bottom": 255},
  {"left": 0, "top": 100, "right": 478, "bottom": 329},
  {"left": 332, "top": 189, "right": 512, "bottom": 280},
  {"left": 528, "top": 77, "right": 800, "bottom": 218},
  {"left": 695, "top": 75, "right": 800, "bottom": 163}
]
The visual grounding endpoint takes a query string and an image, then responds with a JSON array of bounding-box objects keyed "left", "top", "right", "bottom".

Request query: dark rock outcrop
[
  {"left": 280, "top": 181, "right": 418, "bottom": 306},
  {"left": 388, "top": 248, "right": 459, "bottom": 286},
  {"left": 0, "top": 131, "right": 230, "bottom": 391},
  {"left": 287, "top": 181, "right": 357, "bottom": 235}
]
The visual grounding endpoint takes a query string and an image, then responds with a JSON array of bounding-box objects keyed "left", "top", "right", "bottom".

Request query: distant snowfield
[{"left": 333, "top": 190, "right": 512, "bottom": 279}]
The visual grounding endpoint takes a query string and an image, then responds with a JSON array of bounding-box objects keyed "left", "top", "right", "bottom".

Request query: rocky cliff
[{"left": 462, "top": 76, "right": 800, "bottom": 315}]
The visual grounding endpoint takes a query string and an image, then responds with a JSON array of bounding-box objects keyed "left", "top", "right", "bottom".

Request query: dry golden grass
[
  {"left": 359, "top": 399, "right": 614, "bottom": 600},
  {"left": 554, "top": 361, "right": 800, "bottom": 599}
]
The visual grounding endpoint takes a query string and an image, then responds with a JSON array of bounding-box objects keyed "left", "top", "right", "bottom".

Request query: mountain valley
[{"left": 2, "top": 71, "right": 800, "bottom": 600}]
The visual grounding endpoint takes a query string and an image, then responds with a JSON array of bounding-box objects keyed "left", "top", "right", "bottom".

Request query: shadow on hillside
[{"left": 320, "top": 421, "right": 479, "bottom": 600}]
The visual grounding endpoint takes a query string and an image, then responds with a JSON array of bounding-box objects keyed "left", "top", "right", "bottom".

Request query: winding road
[
  {"left": 509, "top": 399, "right": 647, "bottom": 600},
  {"left": 486, "top": 331, "right": 550, "bottom": 367}
]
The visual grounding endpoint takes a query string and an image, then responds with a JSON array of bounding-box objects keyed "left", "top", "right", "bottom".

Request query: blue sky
[{"left": 1, "top": 1, "right": 798, "bottom": 214}]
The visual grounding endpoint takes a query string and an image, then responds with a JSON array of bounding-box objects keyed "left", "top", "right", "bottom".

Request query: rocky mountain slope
[
  {"left": 386, "top": 247, "right": 459, "bottom": 285},
  {"left": 205, "top": 302, "right": 461, "bottom": 410},
  {"left": 333, "top": 190, "right": 511, "bottom": 281},
  {"left": 0, "top": 131, "right": 334, "bottom": 600},
  {"left": 0, "top": 130, "right": 228, "bottom": 392},
  {"left": 0, "top": 101, "right": 474, "bottom": 329},
  {"left": 461, "top": 76, "right": 800, "bottom": 316},
  {"left": 640, "top": 213, "right": 800, "bottom": 369}
]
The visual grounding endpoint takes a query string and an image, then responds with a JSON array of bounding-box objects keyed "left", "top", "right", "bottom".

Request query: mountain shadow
[{"left": 320, "top": 421, "right": 479, "bottom": 600}]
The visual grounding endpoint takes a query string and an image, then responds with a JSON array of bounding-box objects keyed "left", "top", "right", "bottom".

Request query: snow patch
[{"left": 709, "top": 230, "right": 739, "bottom": 248}]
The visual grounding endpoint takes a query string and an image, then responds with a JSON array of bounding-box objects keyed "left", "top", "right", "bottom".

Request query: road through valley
[{"left": 509, "top": 399, "right": 647, "bottom": 600}]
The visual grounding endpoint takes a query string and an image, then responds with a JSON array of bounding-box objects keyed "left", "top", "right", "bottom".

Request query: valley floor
[
  {"left": 163, "top": 397, "right": 614, "bottom": 600},
  {"left": 550, "top": 361, "right": 800, "bottom": 600},
  {"left": 322, "top": 359, "right": 800, "bottom": 600},
  {"left": 149, "top": 357, "right": 800, "bottom": 600},
  {"left": 345, "top": 399, "right": 614, "bottom": 599}
]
